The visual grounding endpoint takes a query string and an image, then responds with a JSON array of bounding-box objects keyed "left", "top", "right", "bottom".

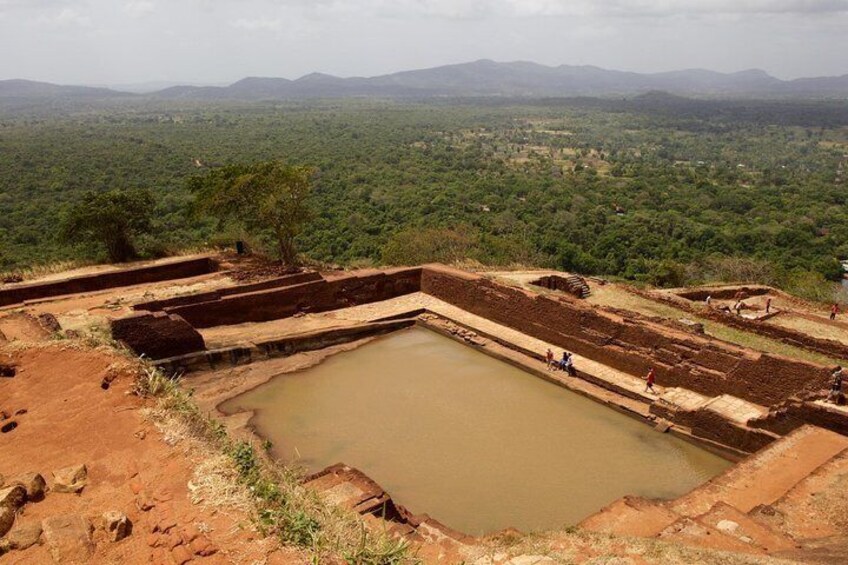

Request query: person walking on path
[
  {"left": 545, "top": 348, "right": 554, "bottom": 371},
  {"left": 734, "top": 300, "right": 744, "bottom": 316},
  {"left": 765, "top": 298, "right": 772, "bottom": 314},
  {"left": 829, "top": 366, "right": 844, "bottom": 403},
  {"left": 705, "top": 295, "right": 712, "bottom": 307},
  {"left": 644, "top": 367, "right": 657, "bottom": 394},
  {"left": 831, "top": 303, "right": 840, "bottom": 321}
]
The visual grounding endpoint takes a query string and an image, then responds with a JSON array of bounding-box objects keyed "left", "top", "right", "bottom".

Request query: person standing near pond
[
  {"left": 644, "top": 367, "right": 657, "bottom": 394},
  {"left": 564, "top": 353, "right": 576, "bottom": 376},
  {"left": 559, "top": 351, "right": 570, "bottom": 372},
  {"left": 829, "top": 366, "right": 844, "bottom": 403},
  {"left": 545, "top": 348, "right": 554, "bottom": 371}
]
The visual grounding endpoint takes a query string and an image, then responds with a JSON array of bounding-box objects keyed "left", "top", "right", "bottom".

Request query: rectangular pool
[{"left": 221, "top": 327, "right": 731, "bottom": 534}]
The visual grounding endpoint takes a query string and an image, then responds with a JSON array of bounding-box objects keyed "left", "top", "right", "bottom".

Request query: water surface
[{"left": 222, "top": 327, "right": 731, "bottom": 534}]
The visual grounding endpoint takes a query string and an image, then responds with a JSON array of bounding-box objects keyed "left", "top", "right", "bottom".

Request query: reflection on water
[{"left": 222, "top": 327, "right": 731, "bottom": 534}]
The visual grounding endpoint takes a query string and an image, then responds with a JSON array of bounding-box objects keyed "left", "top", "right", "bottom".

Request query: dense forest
[{"left": 1, "top": 96, "right": 847, "bottom": 294}]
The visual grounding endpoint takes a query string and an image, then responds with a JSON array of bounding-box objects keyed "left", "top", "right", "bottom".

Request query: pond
[{"left": 221, "top": 327, "right": 731, "bottom": 534}]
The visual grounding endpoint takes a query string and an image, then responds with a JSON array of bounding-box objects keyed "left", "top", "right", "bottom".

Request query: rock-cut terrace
[{"left": 2, "top": 254, "right": 848, "bottom": 563}]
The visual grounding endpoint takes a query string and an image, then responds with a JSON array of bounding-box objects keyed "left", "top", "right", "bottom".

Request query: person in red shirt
[
  {"left": 831, "top": 303, "right": 840, "bottom": 321},
  {"left": 644, "top": 367, "right": 657, "bottom": 394}
]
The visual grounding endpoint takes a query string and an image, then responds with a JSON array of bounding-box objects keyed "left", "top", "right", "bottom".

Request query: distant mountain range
[{"left": 2, "top": 60, "right": 848, "bottom": 101}]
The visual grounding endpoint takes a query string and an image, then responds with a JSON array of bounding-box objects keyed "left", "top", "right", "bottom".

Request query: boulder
[
  {"left": 42, "top": 514, "right": 94, "bottom": 563},
  {"left": 37, "top": 313, "right": 62, "bottom": 333},
  {"left": 7, "top": 521, "right": 43, "bottom": 550},
  {"left": 102, "top": 510, "right": 131, "bottom": 542},
  {"left": 0, "top": 485, "right": 26, "bottom": 510},
  {"left": 52, "top": 464, "right": 87, "bottom": 494},
  {"left": 8, "top": 473, "right": 46, "bottom": 501},
  {"left": 0, "top": 506, "right": 14, "bottom": 538},
  {"left": 111, "top": 312, "right": 206, "bottom": 360}
]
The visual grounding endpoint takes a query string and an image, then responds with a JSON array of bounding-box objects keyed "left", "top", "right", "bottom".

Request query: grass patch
[{"left": 134, "top": 364, "right": 418, "bottom": 564}]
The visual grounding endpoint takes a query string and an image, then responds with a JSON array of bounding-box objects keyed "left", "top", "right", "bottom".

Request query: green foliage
[
  {"left": 2, "top": 99, "right": 847, "bottom": 295},
  {"left": 189, "top": 161, "right": 314, "bottom": 265},
  {"left": 381, "top": 226, "right": 479, "bottom": 265},
  {"left": 782, "top": 269, "right": 841, "bottom": 303},
  {"left": 59, "top": 189, "right": 154, "bottom": 262}
]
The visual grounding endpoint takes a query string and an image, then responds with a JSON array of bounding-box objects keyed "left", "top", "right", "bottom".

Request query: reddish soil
[{"left": 0, "top": 343, "right": 303, "bottom": 564}]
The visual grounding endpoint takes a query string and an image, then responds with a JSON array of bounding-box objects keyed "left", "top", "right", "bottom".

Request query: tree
[
  {"left": 189, "top": 161, "right": 314, "bottom": 265},
  {"left": 60, "top": 189, "right": 154, "bottom": 263}
]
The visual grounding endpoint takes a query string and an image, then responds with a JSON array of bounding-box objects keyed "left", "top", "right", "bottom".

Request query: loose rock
[
  {"left": 37, "top": 313, "right": 62, "bottom": 333},
  {"left": 42, "top": 514, "right": 94, "bottom": 563},
  {"left": 7, "top": 521, "right": 43, "bottom": 550},
  {"left": 52, "top": 464, "right": 87, "bottom": 494},
  {"left": 102, "top": 510, "right": 131, "bottom": 542},
  {"left": 9, "top": 472, "right": 46, "bottom": 501},
  {"left": 0, "top": 506, "right": 15, "bottom": 538},
  {"left": 0, "top": 485, "right": 27, "bottom": 510}
]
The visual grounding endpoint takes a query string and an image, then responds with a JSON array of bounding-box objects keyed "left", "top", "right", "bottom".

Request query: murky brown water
[{"left": 222, "top": 327, "right": 731, "bottom": 534}]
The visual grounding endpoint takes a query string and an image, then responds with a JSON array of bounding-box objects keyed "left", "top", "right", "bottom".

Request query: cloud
[
  {"left": 209, "top": 0, "right": 848, "bottom": 20},
  {"left": 124, "top": 1, "right": 155, "bottom": 17},
  {"left": 232, "top": 16, "right": 283, "bottom": 31},
  {"left": 39, "top": 7, "right": 92, "bottom": 27},
  {"left": 498, "top": 0, "right": 848, "bottom": 18}
]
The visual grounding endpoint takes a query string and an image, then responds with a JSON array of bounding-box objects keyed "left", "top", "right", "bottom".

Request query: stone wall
[
  {"left": 166, "top": 268, "right": 422, "bottom": 328},
  {"left": 420, "top": 265, "right": 832, "bottom": 407},
  {"left": 676, "top": 286, "right": 772, "bottom": 302},
  {"left": 132, "top": 271, "right": 322, "bottom": 312},
  {"left": 0, "top": 257, "right": 218, "bottom": 308},
  {"left": 628, "top": 287, "right": 848, "bottom": 361}
]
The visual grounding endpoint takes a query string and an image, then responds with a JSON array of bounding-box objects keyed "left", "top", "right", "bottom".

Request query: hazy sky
[{"left": 1, "top": 0, "right": 847, "bottom": 85}]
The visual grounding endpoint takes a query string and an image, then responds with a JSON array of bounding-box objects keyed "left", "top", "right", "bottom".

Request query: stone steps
[
  {"left": 577, "top": 496, "right": 680, "bottom": 537},
  {"left": 579, "top": 425, "right": 848, "bottom": 550},
  {"left": 670, "top": 425, "right": 848, "bottom": 518},
  {"left": 685, "top": 502, "right": 797, "bottom": 554}
]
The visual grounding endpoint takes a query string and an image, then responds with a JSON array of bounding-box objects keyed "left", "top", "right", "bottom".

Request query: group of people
[
  {"left": 545, "top": 347, "right": 660, "bottom": 394},
  {"left": 705, "top": 293, "right": 843, "bottom": 322},
  {"left": 545, "top": 349, "right": 576, "bottom": 376}
]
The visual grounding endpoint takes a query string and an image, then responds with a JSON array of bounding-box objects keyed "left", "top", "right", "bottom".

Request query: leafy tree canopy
[
  {"left": 60, "top": 189, "right": 154, "bottom": 263},
  {"left": 189, "top": 161, "right": 314, "bottom": 265}
]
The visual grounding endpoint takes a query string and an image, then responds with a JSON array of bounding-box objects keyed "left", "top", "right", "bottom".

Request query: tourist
[
  {"left": 564, "top": 354, "right": 577, "bottom": 377},
  {"left": 831, "top": 303, "right": 840, "bottom": 321},
  {"left": 829, "top": 366, "right": 844, "bottom": 403},
  {"left": 644, "top": 367, "right": 657, "bottom": 394},
  {"left": 545, "top": 348, "right": 554, "bottom": 371},
  {"left": 705, "top": 295, "right": 712, "bottom": 307},
  {"left": 559, "top": 351, "right": 570, "bottom": 372},
  {"left": 765, "top": 298, "right": 772, "bottom": 314},
  {"left": 734, "top": 300, "right": 744, "bottom": 316}
]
